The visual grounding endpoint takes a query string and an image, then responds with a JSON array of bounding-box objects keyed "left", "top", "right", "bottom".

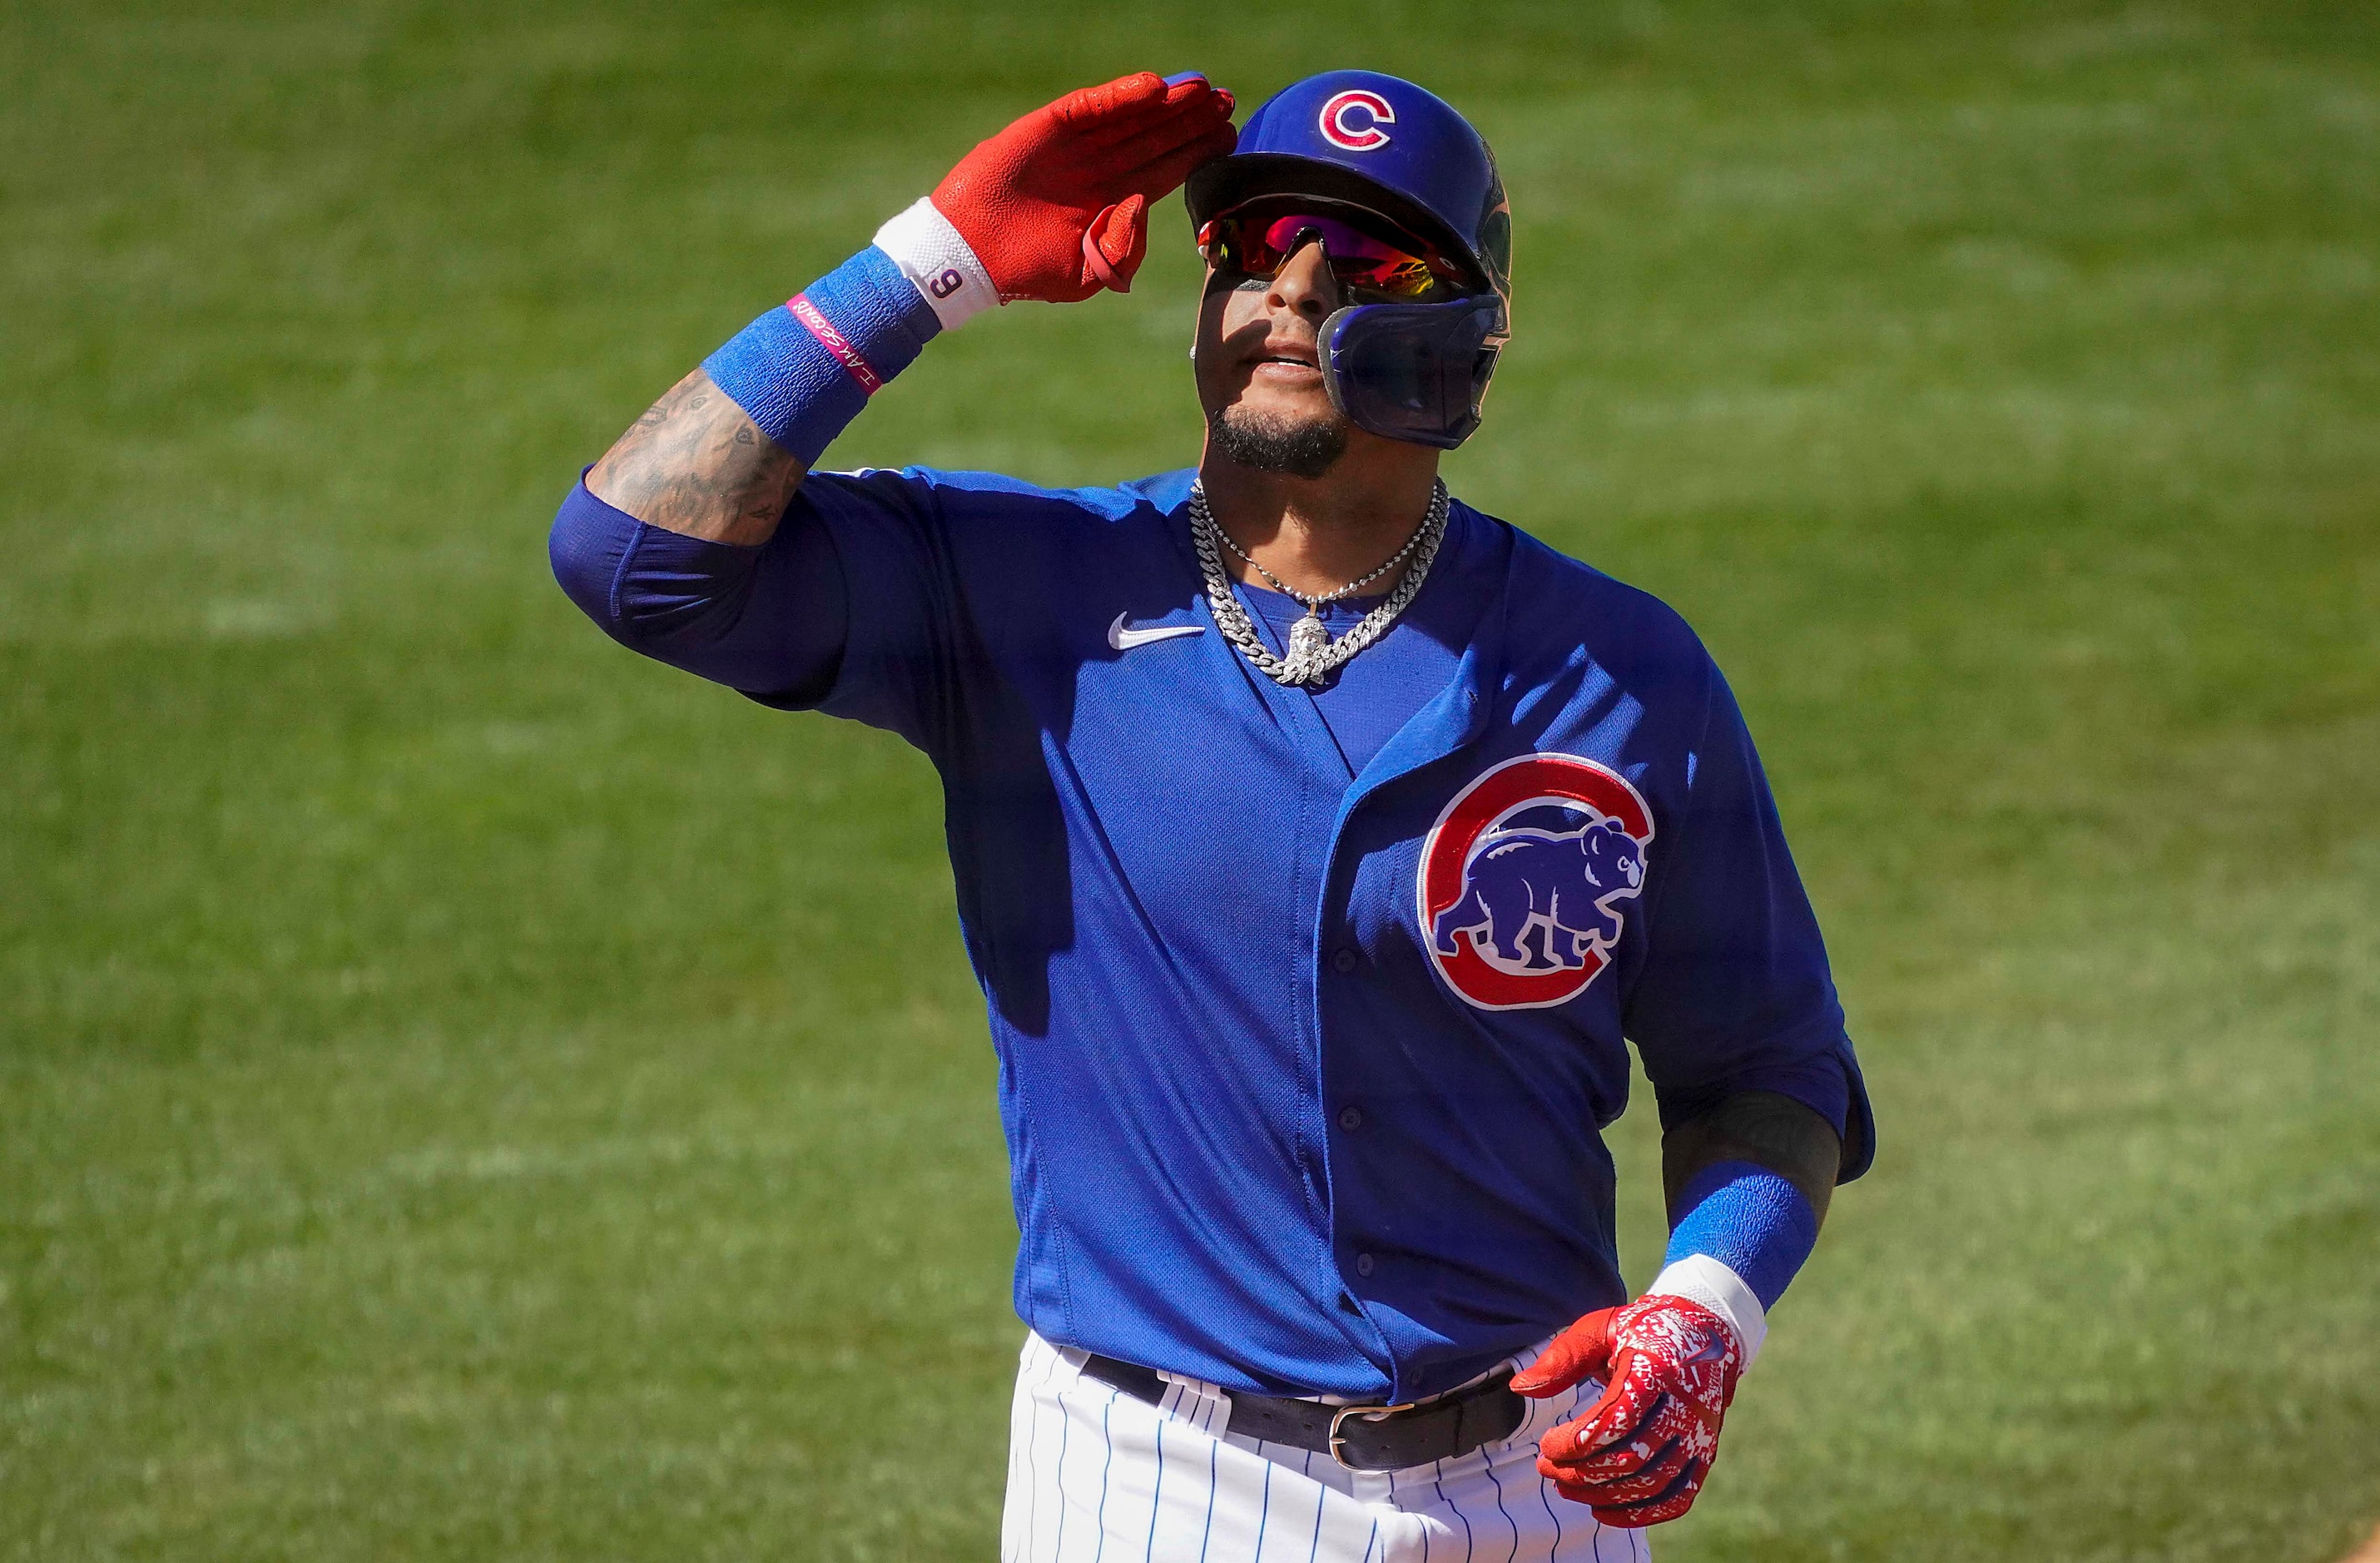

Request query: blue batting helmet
[{"left": 1186, "top": 71, "right": 1511, "bottom": 449}]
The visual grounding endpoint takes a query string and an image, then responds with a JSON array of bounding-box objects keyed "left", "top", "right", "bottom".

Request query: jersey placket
[
  {"left": 1207, "top": 573, "right": 1406, "bottom": 1374},
  {"left": 1207, "top": 562, "right": 1515, "bottom": 1402},
  {"left": 1307, "top": 585, "right": 1510, "bottom": 1405}
]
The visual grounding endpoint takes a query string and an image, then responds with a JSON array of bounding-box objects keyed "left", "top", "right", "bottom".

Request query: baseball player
[{"left": 551, "top": 68, "right": 1872, "bottom": 1560}]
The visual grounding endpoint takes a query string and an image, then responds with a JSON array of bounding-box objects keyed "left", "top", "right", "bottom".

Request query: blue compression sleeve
[
  {"left": 702, "top": 246, "right": 940, "bottom": 464},
  {"left": 549, "top": 479, "right": 849, "bottom": 702},
  {"left": 1663, "top": 1160, "right": 1821, "bottom": 1310},
  {"left": 553, "top": 246, "right": 930, "bottom": 696}
]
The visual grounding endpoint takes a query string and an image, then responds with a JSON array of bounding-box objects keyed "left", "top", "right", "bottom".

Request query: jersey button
[
  {"left": 1355, "top": 1253, "right": 1376, "bottom": 1278},
  {"left": 1331, "top": 947, "right": 1360, "bottom": 974},
  {"left": 1337, "top": 1106, "right": 1364, "bottom": 1132}
]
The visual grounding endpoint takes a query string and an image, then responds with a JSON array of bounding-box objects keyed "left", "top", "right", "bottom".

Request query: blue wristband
[
  {"left": 1663, "top": 1160, "right": 1820, "bottom": 1310},
  {"left": 701, "top": 246, "right": 940, "bottom": 466}
]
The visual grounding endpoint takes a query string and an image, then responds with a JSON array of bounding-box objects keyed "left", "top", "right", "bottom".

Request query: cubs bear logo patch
[{"left": 1417, "top": 753, "right": 1654, "bottom": 1010}]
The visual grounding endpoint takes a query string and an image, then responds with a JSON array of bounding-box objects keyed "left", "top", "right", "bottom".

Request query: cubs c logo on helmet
[
  {"left": 1417, "top": 753, "right": 1654, "bottom": 1010},
  {"left": 1317, "top": 89, "right": 1396, "bottom": 151}
]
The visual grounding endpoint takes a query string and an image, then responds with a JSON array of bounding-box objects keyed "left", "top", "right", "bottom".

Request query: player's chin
[{"left": 1205, "top": 399, "right": 1351, "bottom": 479}]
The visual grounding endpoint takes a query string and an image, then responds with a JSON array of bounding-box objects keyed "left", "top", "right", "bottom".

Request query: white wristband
[
  {"left": 872, "top": 196, "right": 1001, "bottom": 331},
  {"left": 1646, "top": 1254, "right": 1769, "bottom": 1370}
]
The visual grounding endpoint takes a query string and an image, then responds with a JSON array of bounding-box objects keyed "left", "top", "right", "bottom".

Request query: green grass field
[{"left": 5, "top": 2, "right": 2377, "bottom": 1557}]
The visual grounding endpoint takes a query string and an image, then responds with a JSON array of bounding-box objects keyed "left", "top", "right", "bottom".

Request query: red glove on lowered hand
[
  {"left": 1510, "top": 1294, "right": 1746, "bottom": 1528},
  {"left": 931, "top": 72, "right": 1237, "bottom": 302}
]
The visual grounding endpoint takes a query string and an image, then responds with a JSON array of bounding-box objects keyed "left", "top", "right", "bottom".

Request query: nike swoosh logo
[{"left": 1108, "top": 612, "right": 1206, "bottom": 651}]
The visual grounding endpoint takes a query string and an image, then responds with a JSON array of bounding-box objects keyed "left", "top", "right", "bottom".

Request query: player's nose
[{"left": 1266, "top": 237, "right": 1340, "bottom": 323}]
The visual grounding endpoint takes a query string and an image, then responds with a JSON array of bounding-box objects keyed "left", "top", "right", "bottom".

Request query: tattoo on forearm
[
  {"left": 1661, "top": 1091, "right": 1842, "bottom": 1228},
  {"left": 586, "top": 369, "right": 807, "bottom": 546}
]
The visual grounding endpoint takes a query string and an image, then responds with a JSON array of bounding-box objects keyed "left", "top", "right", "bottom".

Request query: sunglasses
[{"left": 1196, "top": 203, "right": 1468, "bottom": 301}]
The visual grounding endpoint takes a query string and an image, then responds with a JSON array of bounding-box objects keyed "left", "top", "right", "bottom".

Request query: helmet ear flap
[{"left": 1319, "top": 298, "right": 1508, "bottom": 450}]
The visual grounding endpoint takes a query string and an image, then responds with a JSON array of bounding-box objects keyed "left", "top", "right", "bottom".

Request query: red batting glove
[
  {"left": 930, "top": 72, "right": 1236, "bottom": 303},
  {"left": 1509, "top": 1295, "right": 1745, "bottom": 1528}
]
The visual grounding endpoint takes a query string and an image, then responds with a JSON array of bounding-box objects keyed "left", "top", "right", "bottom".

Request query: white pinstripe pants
[{"left": 999, "top": 1332, "right": 1650, "bottom": 1563}]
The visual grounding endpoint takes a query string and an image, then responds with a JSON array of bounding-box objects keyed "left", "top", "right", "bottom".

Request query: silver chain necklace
[{"left": 1188, "top": 478, "right": 1450, "bottom": 687}]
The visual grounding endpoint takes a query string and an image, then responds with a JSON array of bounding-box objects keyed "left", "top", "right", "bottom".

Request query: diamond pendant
[{"left": 1288, "top": 611, "right": 1331, "bottom": 664}]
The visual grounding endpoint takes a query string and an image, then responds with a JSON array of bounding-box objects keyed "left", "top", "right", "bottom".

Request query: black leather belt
[{"left": 1079, "top": 1353, "right": 1525, "bottom": 1473}]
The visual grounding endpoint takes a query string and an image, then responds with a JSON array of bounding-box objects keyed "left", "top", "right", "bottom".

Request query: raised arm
[
  {"left": 552, "top": 70, "right": 1237, "bottom": 682},
  {"left": 587, "top": 368, "right": 804, "bottom": 548}
]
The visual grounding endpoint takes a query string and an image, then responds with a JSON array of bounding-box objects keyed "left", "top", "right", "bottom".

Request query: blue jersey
[{"left": 554, "top": 465, "right": 1872, "bottom": 1403}]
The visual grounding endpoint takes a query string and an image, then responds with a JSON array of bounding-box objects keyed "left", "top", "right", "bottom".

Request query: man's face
[{"left": 1193, "top": 236, "right": 1351, "bottom": 479}]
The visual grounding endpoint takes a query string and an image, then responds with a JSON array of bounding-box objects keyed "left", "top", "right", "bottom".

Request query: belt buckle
[{"left": 1327, "top": 1398, "right": 1417, "bottom": 1471}]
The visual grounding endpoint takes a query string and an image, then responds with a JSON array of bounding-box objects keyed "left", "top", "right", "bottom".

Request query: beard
[{"left": 1205, "top": 401, "right": 1349, "bottom": 480}]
